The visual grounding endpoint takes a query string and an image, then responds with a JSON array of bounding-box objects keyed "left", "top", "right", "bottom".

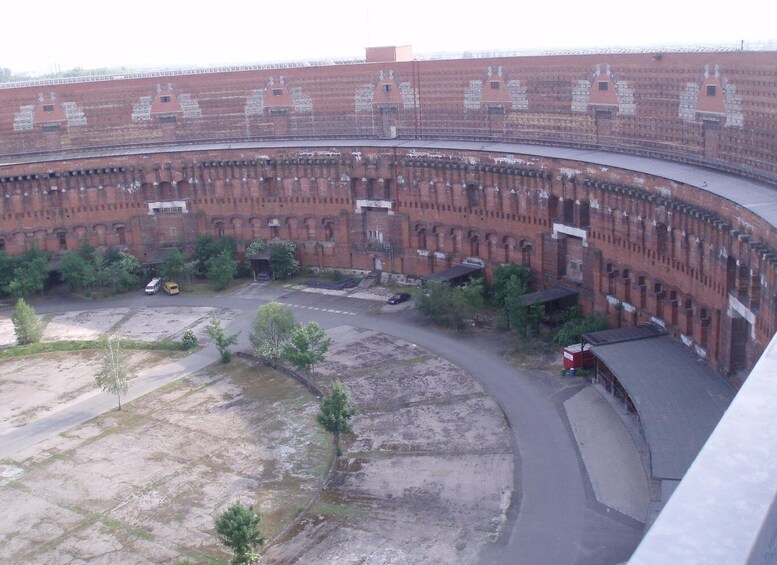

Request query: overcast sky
[{"left": 4, "top": 0, "right": 775, "bottom": 75}]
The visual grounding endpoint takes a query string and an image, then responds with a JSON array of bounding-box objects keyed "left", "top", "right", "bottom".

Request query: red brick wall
[
  {"left": 0, "top": 143, "right": 772, "bottom": 377},
  {"left": 0, "top": 50, "right": 775, "bottom": 179}
]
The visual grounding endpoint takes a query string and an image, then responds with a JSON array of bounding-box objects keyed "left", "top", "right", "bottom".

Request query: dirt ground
[
  {"left": 264, "top": 326, "right": 514, "bottom": 564},
  {"left": 0, "top": 350, "right": 168, "bottom": 432},
  {"left": 0, "top": 306, "right": 237, "bottom": 348},
  {"left": 0, "top": 358, "right": 330, "bottom": 564},
  {"left": 0, "top": 305, "right": 516, "bottom": 564}
]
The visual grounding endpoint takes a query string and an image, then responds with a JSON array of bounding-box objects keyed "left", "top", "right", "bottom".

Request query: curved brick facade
[{"left": 0, "top": 50, "right": 776, "bottom": 378}]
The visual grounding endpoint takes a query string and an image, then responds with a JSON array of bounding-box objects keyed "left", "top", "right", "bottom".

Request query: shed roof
[
  {"left": 519, "top": 286, "right": 578, "bottom": 307},
  {"left": 583, "top": 323, "right": 665, "bottom": 346},
  {"left": 591, "top": 334, "right": 734, "bottom": 480},
  {"left": 422, "top": 263, "right": 483, "bottom": 282}
]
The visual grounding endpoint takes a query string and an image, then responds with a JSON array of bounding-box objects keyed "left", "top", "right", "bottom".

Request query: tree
[
  {"left": 94, "top": 336, "right": 133, "bottom": 410},
  {"left": 269, "top": 242, "right": 300, "bottom": 280},
  {"left": 245, "top": 239, "right": 267, "bottom": 258},
  {"left": 179, "top": 330, "right": 198, "bottom": 350},
  {"left": 553, "top": 307, "right": 610, "bottom": 346},
  {"left": 214, "top": 502, "right": 264, "bottom": 565},
  {"left": 194, "top": 235, "right": 235, "bottom": 277},
  {"left": 206, "top": 249, "right": 239, "bottom": 291},
  {"left": 0, "top": 251, "right": 18, "bottom": 296},
  {"left": 413, "top": 281, "right": 450, "bottom": 325},
  {"left": 11, "top": 298, "right": 42, "bottom": 345},
  {"left": 8, "top": 246, "right": 48, "bottom": 298},
  {"left": 492, "top": 263, "right": 532, "bottom": 308},
  {"left": 283, "top": 322, "right": 331, "bottom": 377},
  {"left": 527, "top": 295, "right": 544, "bottom": 336},
  {"left": 413, "top": 280, "right": 485, "bottom": 331},
  {"left": 449, "top": 280, "right": 485, "bottom": 330},
  {"left": 160, "top": 248, "right": 188, "bottom": 285},
  {"left": 60, "top": 250, "right": 98, "bottom": 291},
  {"left": 96, "top": 260, "right": 134, "bottom": 294},
  {"left": 316, "top": 380, "right": 357, "bottom": 456},
  {"left": 206, "top": 315, "right": 240, "bottom": 363},
  {"left": 503, "top": 274, "right": 530, "bottom": 336},
  {"left": 249, "top": 303, "right": 298, "bottom": 360},
  {"left": 113, "top": 251, "right": 142, "bottom": 291}
]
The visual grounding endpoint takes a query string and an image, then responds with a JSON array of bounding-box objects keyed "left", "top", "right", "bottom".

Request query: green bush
[
  {"left": 553, "top": 307, "right": 609, "bottom": 346},
  {"left": 179, "top": 330, "right": 198, "bottom": 350},
  {"left": 11, "top": 298, "right": 42, "bottom": 345}
]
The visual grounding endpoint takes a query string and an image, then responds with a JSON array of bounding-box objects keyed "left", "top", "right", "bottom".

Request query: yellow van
[{"left": 163, "top": 281, "right": 180, "bottom": 295}]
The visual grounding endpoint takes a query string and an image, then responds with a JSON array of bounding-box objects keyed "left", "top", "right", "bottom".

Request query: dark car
[{"left": 387, "top": 292, "right": 412, "bottom": 305}]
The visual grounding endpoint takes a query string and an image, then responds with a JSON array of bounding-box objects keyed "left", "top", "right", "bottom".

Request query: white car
[{"left": 145, "top": 278, "right": 162, "bottom": 295}]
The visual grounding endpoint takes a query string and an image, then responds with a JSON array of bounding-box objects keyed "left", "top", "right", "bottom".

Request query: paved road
[{"left": 0, "top": 285, "right": 643, "bottom": 564}]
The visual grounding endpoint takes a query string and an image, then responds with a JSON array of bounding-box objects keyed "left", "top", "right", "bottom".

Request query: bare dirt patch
[
  {"left": 264, "top": 326, "right": 514, "bottom": 564},
  {"left": 0, "top": 317, "right": 18, "bottom": 347},
  {"left": 0, "top": 358, "right": 330, "bottom": 563},
  {"left": 116, "top": 306, "right": 237, "bottom": 342},
  {"left": 42, "top": 309, "right": 130, "bottom": 342},
  {"left": 0, "top": 350, "right": 171, "bottom": 432}
]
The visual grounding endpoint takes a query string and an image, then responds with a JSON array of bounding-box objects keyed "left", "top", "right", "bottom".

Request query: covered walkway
[{"left": 586, "top": 326, "right": 735, "bottom": 480}]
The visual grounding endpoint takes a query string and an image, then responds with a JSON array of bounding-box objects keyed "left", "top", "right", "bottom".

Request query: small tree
[
  {"left": 245, "top": 239, "right": 267, "bottom": 258},
  {"left": 527, "top": 295, "right": 544, "bottom": 336},
  {"left": 194, "top": 235, "right": 235, "bottom": 277},
  {"left": 206, "top": 315, "right": 240, "bottom": 363},
  {"left": 96, "top": 249, "right": 141, "bottom": 293},
  {"left": 207, "top": 249, "right": 239, "bottom": 291},
  {"left": 503, "top": 274, "right": 530, "bottom": 336},
  {"left": 179, "top": 330, "right": 198, "bottom": 350},
  {"left": 449, "top": 280, "right": 485, "bottom": 330},
  {"left": 316, "top": 379, "right": 357, "bottom": 456},
  {"left": 413, "top": 280, "right": 485, "bottom": 331},
  {"left": 94, "top": 336, "right": 133, "bottom": 410},
  {"left": 8, "top": 246, "right": 48, "bottom": 298},
  {"left": 214, "top": 502, "right": 264, "bottom": 565},
  {"left": 11, "top": 298, "right": 42, "bottom": 345},
  {"left": 0, "top": 251, "right": 17, "bottom": 296},
  {"left": 60, "top": 250, "right": 98, "bottom": 291},
  {"left": 282, "top": 322, "right": 331, "bottom": 377},
  {"left": 492, "top": 263, "right": 532, "bottom": 307},
  {"left": 249, "top": 303, "right": 298, "bottom": 360},
  {"left": 160, "top": 248, "right": 188, "bottom": 285},
  {"left": 413, "top": 281, "right": 451, "bottom": 325},
  {"left": 553, "top": 308, "right": 610, "bottom": 346},
  {"left": 269, "top": 242, "right": 300, "bottom": 280}
]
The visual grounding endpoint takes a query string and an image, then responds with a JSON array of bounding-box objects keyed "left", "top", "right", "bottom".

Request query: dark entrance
[{"left": 729, "top": 314, "right": 749, "bottom": 374}]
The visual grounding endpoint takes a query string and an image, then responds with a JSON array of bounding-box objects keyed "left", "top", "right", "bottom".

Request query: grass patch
[
  {"left": 0, "top": 338, "right": 193, "bottom": 360},
  {"left": 505, "top": 336, "right": 562, "bottom": 370},
  {"left": 99, "top": 516, "right": 155, "bottom": 542},
  {"left": 315, "top": 501, "right": 364, "bottom": 517},
  {"left": 181, "top": 276, "right": 252, "bottom": 296},
  {"left": 44, "top": 451, "right": 67, "bottom": 463},
  {"left": 90, "top": 411, "right": 147, "bottom": 441},
  {"left": 177, "top": 549, "right": 225, "bottom": 565}
]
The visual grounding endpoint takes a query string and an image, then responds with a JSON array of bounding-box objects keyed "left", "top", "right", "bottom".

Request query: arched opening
[{"left": 417, "top": 228, "right": 427, "bottom": 250}]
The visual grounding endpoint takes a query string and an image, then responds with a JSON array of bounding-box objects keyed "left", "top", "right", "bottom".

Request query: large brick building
[{"left": 0, "top": 47, "right": 775, "bottom": 378}]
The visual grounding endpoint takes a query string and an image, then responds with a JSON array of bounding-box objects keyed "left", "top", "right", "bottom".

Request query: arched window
[
  {"left": 417, "top": 228, "right": 427, "bottom": 250},
  {"left": 470, "top": 236, "right": 479, "bottom": 257},
  {"left": 521, "top": 244, "right": 532, "bottom": 267}
]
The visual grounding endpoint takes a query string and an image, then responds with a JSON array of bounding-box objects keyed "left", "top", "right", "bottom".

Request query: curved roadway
[{"left": 0, "top": 288, "right": 643, "bottom": 565}]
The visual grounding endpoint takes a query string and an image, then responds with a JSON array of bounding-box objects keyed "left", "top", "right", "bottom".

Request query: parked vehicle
[
  {"left": 163, "top": 281, "right": 180, "bottom": 295},
  {"left": 387, "top": 292, "right": 412, "bottom": 305},
  {"left": 145, "top": 278, "right": 162, "bottom": 295}
]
